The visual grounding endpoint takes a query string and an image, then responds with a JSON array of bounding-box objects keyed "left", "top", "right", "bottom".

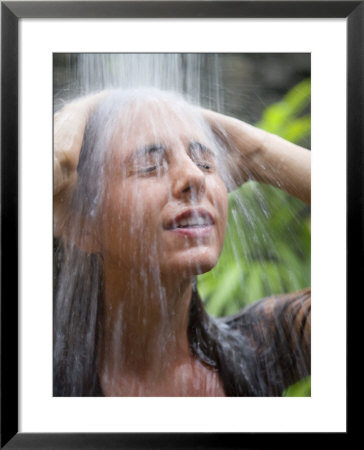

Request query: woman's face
[{"left": 96, "top": 98, "right": 228, "bottom": 277}]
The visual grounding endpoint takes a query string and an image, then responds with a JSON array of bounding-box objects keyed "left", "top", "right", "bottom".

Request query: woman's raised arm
[
  {"left": 203, "top": 110, "right": 311, "bottom": 204},
  {"left": 54, "top": 91, "right": 109, "bottom": 236},
  {"left": 54, "top": 91, "right": 109, "bottom": 196}
]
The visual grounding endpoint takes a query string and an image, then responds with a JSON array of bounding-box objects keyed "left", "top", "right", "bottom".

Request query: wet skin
[
  {"left": 91, "top": 99, "right": 229, "bottom": 395},
  {"left": 95, "top": 99, "right": 228, "bottom": 278}
]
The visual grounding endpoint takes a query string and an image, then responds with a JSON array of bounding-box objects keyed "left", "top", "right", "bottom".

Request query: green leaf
[
  {"left": 283, "top": 376, "right": 311, "bottom": 397},
  {"left": 256, "top": 78, "right": 311, "bottom": 143},
  {"left": 198, "top": 79, "right": 311, "bottom": 318},
  {"left": 280, "top": 115, "right": 311, "bottom": 143},
  {"left": 202, "top": 264, "right": 242, "bottom": 317}
]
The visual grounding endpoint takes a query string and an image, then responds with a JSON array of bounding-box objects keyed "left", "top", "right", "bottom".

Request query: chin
[
  {"left": 162, "top": 247, "right": 220, "bottom": 276},
  {"left": 190, "top": 256, "right": 218, "bottom": 275}
]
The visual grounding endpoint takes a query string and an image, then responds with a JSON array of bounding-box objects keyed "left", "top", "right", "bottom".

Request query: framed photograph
[{"left": 2, "top": 1, "right": 359, "bottom": 448}]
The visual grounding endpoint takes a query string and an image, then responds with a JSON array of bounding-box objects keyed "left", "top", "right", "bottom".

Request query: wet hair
[
  {"left": 53, "top": 89, "right": 230, "bottom": 396},
  {"left": 54, "top": 89, "right": 310, "bottom": 397}
]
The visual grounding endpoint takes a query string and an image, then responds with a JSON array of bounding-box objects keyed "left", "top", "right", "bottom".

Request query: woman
[{"left": 54, "top": 89, "right": 311, "bottom": 397}]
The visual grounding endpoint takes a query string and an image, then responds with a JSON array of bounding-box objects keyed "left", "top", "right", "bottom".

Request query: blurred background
[
  {"left": 54, "top": 53, "right": 311, "bottom": 396},
  {"left": 54, "top": 54, "right": 310, "bottom": 140}
]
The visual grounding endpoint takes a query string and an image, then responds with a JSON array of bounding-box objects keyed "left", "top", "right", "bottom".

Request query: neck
[{"left": 98, "top": 258, "right": 194, "bottom": 385}]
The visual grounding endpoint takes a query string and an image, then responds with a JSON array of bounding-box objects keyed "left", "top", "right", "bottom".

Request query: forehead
[{"left": 109, "top": 97, "right": 211, "bottom": 158}]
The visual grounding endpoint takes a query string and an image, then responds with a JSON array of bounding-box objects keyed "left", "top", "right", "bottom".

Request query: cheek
[{"left": 100, "top": 184, "right": 164, "bottom": 252}]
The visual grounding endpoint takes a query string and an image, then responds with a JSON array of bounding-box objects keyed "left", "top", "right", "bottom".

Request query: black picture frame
[{"left": 1, "top": 1, "right": 359, "bottom": 448}]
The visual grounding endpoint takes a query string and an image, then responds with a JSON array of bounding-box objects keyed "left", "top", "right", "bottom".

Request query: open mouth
[{"left": 164, "top": 209, "right": 214, "bottom": 237}]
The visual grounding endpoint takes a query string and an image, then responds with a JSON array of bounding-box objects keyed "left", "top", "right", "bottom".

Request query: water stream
[{"left": 53, "top": 53, "right": 310, "bottom": 396}]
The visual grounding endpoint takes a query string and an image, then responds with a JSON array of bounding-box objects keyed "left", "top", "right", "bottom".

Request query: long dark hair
[
  {"left": 53, "top": 93, "right": 116, "bottom": 396},
  {"left": 53, "top": 89, "right": 257, "bottom": 397}
]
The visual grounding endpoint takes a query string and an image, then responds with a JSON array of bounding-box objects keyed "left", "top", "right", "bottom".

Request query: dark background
[{"left": 53, "top": 53, "right": 310, "bottom": 124}]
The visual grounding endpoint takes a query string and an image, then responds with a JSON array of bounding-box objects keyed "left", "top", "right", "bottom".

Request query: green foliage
[
  {"left": 283, "top": 376, "right": 311, "bottom": 397},
  {"left": 198, "top": 182, "right": 311, "bottom": 316},
  {"left": 197, "top": 78, "right": 311, "bottom": 396},
  {"left": 256, "top": 79, "right": 311, "bottom": 144}
]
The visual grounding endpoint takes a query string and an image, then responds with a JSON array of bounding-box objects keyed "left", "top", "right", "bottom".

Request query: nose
[{"left": 170, "top": 150, "right": 206, "bottom": 201}]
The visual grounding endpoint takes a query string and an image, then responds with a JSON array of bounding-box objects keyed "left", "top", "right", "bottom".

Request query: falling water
[
  {"left": 53, "top": 54, "right": 311, "bottom": 397},
  {"left": 54, "top": 54, "right": 223, "bottom": 111}
]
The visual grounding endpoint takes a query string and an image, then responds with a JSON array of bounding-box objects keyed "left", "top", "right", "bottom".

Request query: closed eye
[
  {"left": 197, "top": 162, "right": 212, "bottom": 170},
  {"left": 141, "top": 165, "right": 158, "bottom": 174},
  {"left": 138, "top": 160, "right": 167, "bottom": 176},
  {"left": 189, "top": 141, "right": 216, "bottom": 172},
  {"left": 132, "top": 143, "right": 166, "bottom": 176}
]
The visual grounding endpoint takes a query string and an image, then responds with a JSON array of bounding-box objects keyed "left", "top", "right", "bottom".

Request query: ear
[{"left": 59, "top": 211, "right": 102, "bottom": 254}]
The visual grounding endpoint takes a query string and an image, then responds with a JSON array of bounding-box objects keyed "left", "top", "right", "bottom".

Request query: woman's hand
[
  {"left": 54, "top": 91, "right": 108, "bottom": 235},
  {"left": 203, "top": 109, "right": 311, "bottom": 204},
  {"left": 54, "top": 91, "right": 108, "bottom": 196}
]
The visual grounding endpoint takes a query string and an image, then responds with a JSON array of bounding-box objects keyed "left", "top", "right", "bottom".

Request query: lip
[
  {"left": 168, "top": 225, "right": 214, "bottom": 238},
  {"left": 164, "top": 208, "right": 215, "bottom": 237}
]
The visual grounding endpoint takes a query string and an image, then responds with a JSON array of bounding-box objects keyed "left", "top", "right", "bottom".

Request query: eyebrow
[
  {"left": 189, "top": 141, "right": 216, "bottom": 157},
  {"left": 128, "top": 143, "right": 166, "bottom": 163},
  {"left": 144, "top": 143, "right": 166, "bottom": 154},
  {"left": 127, "top": 141, "right": 215, "bottom": 165}
]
